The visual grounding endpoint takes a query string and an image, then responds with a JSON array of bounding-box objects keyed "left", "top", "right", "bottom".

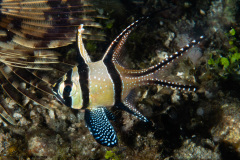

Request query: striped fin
[
  {"left": 0, "top": 71, "right": 26, "bottom": 108},
  {"left": 28, "top": 70, "right": 65, "bottom": 85},
  {"left": 0, "top": 62, "right": 70, "bottom": 86},
  {"left": 0, "top": 96, "right": 17, "bottom": 125},
  {"left": 0, "top": 0, "right": 105, "bottom": 49},
  {"left": 102, "top": 16, "right": 149, "bottom": 61},
  {"left": 6, "top": 66, "right": 54, "bottom": 95},
  {"left": 2, "top": 62, "right": 58, "bottom": 70},
  {"left": 85, "top": 107, "right": 118, "bottom": 147},
  {"left": 0, "top": 42, "right": 76, "bottom": 70},
  {"left": 0, "top": 64, "right": 55, "bottom": 109},
  {"left": 0, "top": 65, "right": 63, "bottom": 124},
  {"left": 12, "top": 62, "right": 73, "bottom": 72},
  {"left": 1, "top": 55, "right": 59, "bottom": 65},
  {"left": 18, "top": 54, "right": 77, "bottom": 85}
]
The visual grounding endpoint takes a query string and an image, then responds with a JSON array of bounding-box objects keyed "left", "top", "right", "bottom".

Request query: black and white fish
[{"left": 53, "top": 18, "right": 204, "bottom": 147}]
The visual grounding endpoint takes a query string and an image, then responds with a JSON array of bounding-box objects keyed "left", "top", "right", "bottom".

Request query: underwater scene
[{"left": 0, "top": 0, "right": 239, "bottom": 159}]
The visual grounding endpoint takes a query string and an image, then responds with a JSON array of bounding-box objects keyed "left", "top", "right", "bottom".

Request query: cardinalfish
[{"left": 53, "top": 17, "right": 204, "bottom": 147}]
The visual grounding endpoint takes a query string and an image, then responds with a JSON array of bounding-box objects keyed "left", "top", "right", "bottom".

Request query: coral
[
  {"left": 207, "top": 0, "right": 237, "bottom": 33},
  {"left": 27, "top": 135, "right": 56, "bottom": 157},
  {"left": 173, "top": 139, "right": 220, "bottom": 159},
  {"left": 211, "top": 102, "right": 240, "bottom": 154},
  {"left": 0, "top": 130, "right": 11, "bottom": 156}
]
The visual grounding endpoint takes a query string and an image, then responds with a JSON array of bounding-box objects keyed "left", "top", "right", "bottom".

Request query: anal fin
[
  {"left": 118, "top": 90, "right": 149, "bottom": 122},
  {"left": 85, "top": 107, "right": 118, "bottom": 147}
]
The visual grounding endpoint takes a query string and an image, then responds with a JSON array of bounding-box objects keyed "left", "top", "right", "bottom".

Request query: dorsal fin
[
  {"left": 101, "top": 8, "right": 174, "bottom": 63},
  {"left": 77, "top": 24, "right": 92, "bottom": 63},
  {"left": 102, "top": 16, "right": 149, "bottom": 62}
]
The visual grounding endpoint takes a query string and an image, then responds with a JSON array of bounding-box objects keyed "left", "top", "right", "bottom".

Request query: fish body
[{"left": 53, "top": 20, "right": 204, "bottom": 147}]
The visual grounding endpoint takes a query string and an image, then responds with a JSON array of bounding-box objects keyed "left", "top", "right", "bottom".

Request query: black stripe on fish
[
  {"left": 103, "top": 58, "right": 122, "bottom": 105},
  {"left": 78, "top": 65, "right": 89, "bottom": 109},
  {"left": 76, "top": 42, "right": 90, "bottom": 109}
]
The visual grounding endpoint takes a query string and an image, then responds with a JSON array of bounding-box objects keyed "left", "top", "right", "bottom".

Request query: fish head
[{"left": 52, "top": 66, "right": 85, "bottom": 110}]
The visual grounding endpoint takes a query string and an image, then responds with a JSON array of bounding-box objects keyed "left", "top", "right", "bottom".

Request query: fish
[
  {"left": 52, "top": 17, "right": 204, "bottom": 147},
  {"left": 0, "top": 0, "right": 105, "bottom": 124}
]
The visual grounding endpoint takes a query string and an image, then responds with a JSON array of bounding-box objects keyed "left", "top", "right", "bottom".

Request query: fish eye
[{"left": 59, "top": 82, "right": 77, "bottom": 97}]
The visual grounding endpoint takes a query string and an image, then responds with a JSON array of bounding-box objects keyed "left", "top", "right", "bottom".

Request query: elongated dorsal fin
[
  {"left": 77, "top": 24, "right": 92, "bottom": 63},
  {"left": 102, "top": 16, "right": 149, "bottom": 62}
]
